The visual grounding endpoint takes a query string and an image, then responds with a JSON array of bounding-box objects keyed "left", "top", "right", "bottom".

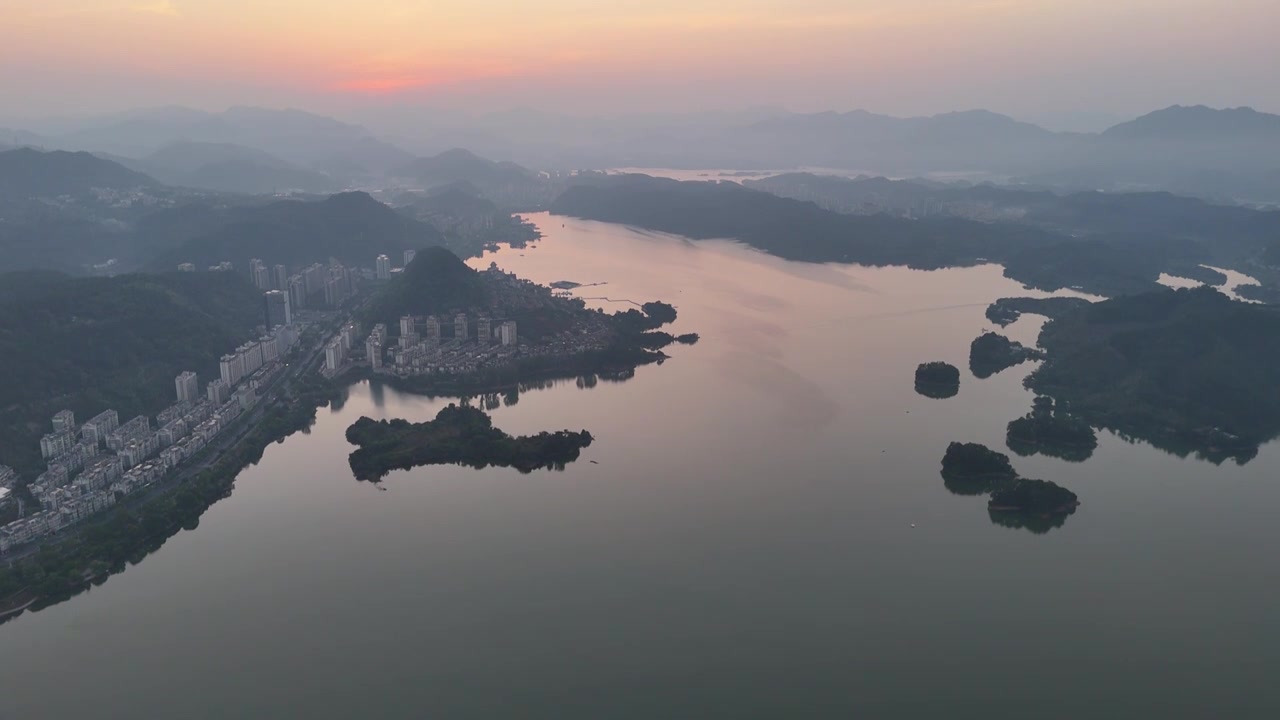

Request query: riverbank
[{"left": 0, "top": 335, "right": 343, "bottom": 621}]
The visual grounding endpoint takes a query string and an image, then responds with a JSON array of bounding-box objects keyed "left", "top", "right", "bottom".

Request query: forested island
[
  {"left": 940, "top": 442, "right": 1018, "bottom": 495},
  {"left": 988, "top": 479, "right": 1080, "bottom": 516},
  {"left": 1028, "top": 286, "right": 1280, "bottom": 463},
  {"left": 969, "top": 332, "right": 1043, "bottom": 379},
  {"left": 940, "top": 442, "right": 1079, "bottom": 533},
  {"left": 915, "top": 361, "right": 960, "bottom": 398},
  {"left": 1006, "top": 396, "right": 1098, "bottom": 462},
  {"left": 345, "top": 404, "right": 594, "bottom": 481}
]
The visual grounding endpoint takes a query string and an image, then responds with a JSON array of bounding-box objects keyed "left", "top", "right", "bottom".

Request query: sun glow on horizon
[{"left": 2, "top": 0, "right": 1277, "bottom": 116}]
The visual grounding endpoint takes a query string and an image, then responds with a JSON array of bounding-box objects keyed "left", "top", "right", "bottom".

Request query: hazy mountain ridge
[
  {"left": 11, "top": 103, "right": 1280, "bottom": 202},
  {"left": 121, "top": 141, "right": 339, "bottom": 194},
  {"left": 147, "top": 191, "right": 445, "bottom": 270},
  {"left": 0, "top": 148, "right": 159, "bottom": 196}
]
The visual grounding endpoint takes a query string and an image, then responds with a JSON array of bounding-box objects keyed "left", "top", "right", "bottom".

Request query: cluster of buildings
[
  {"left": 0, "top": 325, "right": 301, "bottom": 555},
  {"left": 322, "top": 321, "right": 363, "bottom": 375},
  {"left": 177, "top": 257, "right": 365, "bottom": 311},
  {"left": 363, "top": 264, "right": 615, "bottom": 380}
]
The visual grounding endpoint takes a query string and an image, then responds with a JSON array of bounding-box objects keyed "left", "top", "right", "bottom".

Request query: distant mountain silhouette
[
  {"left": 392, "top": 149, "right": 556, "bottom": 208},
  {"left": 124, "top": 141, "right": 338, "bottom": 194},
  {"left": 393, "top": 148, "right": 534, "bottom": 188},
  {"left": 148, "top": 191, "right": 443, "bottom": 269},
  {"left": 1102, "top": 105, "right": 1280, "bottom": 140},
  {"left": 49, "top": 105, "right": 412, "bottom": 178},
  {"left": 0, "top": 147, "right": 158, "bottom": 196}
]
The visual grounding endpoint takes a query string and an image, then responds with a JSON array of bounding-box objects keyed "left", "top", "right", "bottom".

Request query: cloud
[{"left": 131, "top": 0, "right": 179, "bottom": 16}]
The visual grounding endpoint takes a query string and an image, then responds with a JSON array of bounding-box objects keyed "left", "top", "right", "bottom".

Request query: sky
[{"left": 2, "top": 0, "right": 1278, "bottom": 127}]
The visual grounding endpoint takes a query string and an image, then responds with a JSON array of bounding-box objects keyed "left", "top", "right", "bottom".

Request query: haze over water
[{"left": 2, "top": 214, "right": 1278, "bottom": 718}]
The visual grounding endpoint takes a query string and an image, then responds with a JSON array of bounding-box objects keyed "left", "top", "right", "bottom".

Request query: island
[
  {"left": 940, "top": 442, "right": 1080, "bottom": 533},
  {"left": 915, "top": 361, "right": 961, "bottom": 399},
  {"left": 675, "top": 333, "right": 701, "bottom": 345},
  {"left": 345, "top": 404, "right": 594, "bottom": 482},
  {"left": 1006, "top": 396, "right": 1098, "bottom": 462},
  {"left": 940, "top": 441, "right": 1017, "bottom": 495},
  {"left": 1028, "top": 286, "right": 1280, "bottom": 463},
  {"left": 969, "top": 332, "right": 1044, "bottom": 379},
  {"left": 988, "top": 478, "right": 1080, "bottom": 515},
  {"left": 985, "top": 297, "right": 1093, "bottom": 327}
]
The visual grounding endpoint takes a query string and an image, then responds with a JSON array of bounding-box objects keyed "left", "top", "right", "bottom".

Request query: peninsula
[
  {"left": 969, "top": 332, "right": 1044, "bottom": 379},
  {"left": 345, "top": 404, "right": 594, "bottom": 481},
  {"left": 1006, "top": 396, "right": 1098, "bottom": 462},
  {"left": 985, "top": 297, "right": 1093, "bottom": 327},
  {"left": 351, "top": 248, "right": 694, "bottom": 397},
  {"left": 1028, "top": 286, "right": 1280, "bottom": 463}
]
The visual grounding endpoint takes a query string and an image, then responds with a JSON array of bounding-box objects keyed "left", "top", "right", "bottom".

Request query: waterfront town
[
  {"left": 0, "top": 250, "right": 338, "bottom": 554},
  {"left": 323, "top": 263, "right": 618, "bottom": 380},
  {"left": 0, "top": 321, "right": 300, "bottom": 554},
  {"left": 0, "top": 251, "right": 634, "bottom": 555}
]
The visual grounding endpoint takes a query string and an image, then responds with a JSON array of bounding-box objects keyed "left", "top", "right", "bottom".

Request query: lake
[{"left": 2, "top": 213, "right": 1278, "bottom": 718}]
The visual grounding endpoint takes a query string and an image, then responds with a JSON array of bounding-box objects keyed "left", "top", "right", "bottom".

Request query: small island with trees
[
  {"left": 940, "top": 441, "right": 1018, "bottom": 495},
  {"left": 940, "top": 442, "right": 1079, "bottom": 533},
  {"left": 969, "top": 332, "right": 1044, "bottom": 379},
  {"left": 345, "top": 404, "right": 594, "bottom": 482},
  {"left": 915, "top": 361, "right": 961, "bottom": 398},
  {"left": 1006, "top": 396, "right": 1098, "bottom": 462}
]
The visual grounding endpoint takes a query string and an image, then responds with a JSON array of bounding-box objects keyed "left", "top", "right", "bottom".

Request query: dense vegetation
[
  {"left": 748, "top": 173, "right": 1280, "bottom": 264},
  {"left": 969, "top": 332, "right": 1043, "bottom": 379},
  {"left": 0, "top": 270, "right": 262, "bottom": 476},
  {"left": 939, "top": 442, "right": 1018, "bottom": 495},
  {"left": 1029, "top": 286, "right": 1280, "bottom": 463},
  {"left": 556, "top": 171, "right": 1280, "bottom": 298},
  {"left": 345, "top": 404, "right": 593, "bottom": 481},
  {"left": 363, "top": 246, "right": 491, "bottom": 327},
  {"left": 939, "top": 442, "right": 1079, "bottom": 534},
  {"left": 552, "top": 175, "right": 1056, "bottom": 269},
  {"left": 914, "top": 361, "right": 960, "bottom": 398},
  {"left": 988, "top": 479, "right": 1080, "bottom": 514},
  {"left": 1006, "top": 396, "right": 1098, "bottom": 462},
  {"left": 986, "top": 297, "right": 1094, "bottom": 327},
  {"left": 148, "top": 191, "right": 443, "bottom": 270},
  {"left": 0, "top": 367, "right": 342, "bottom": 619}
]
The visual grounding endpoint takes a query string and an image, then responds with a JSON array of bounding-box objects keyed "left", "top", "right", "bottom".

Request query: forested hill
[
  {"left": 0, "top": 271, "right": 262, "bottom": 476},
  {"left": 147, "top": 191, "right": 444, "bottom": 270},
  {"left": 1029, "top": 286, "right": 1280, "bottom": 462},
  {"left": 552, "top": 175, "right": 1054, "bottom": 267},
  {"left": 365, "top": 246, "right": 490, "bottom": 327},
  {"left": 0, "top": 148, "right": 159, "bottom": 197},
  {"left": 550, "top": 175, "right": 1223, "bottom": 297}
]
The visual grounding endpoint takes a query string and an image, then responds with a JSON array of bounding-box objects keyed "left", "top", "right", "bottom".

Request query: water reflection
[
  {"left": 988, "top": 507, "right": 1073, "bottom": 535},
  {"left": 914, "top": 380, "right": 959, "bottom": 400}
]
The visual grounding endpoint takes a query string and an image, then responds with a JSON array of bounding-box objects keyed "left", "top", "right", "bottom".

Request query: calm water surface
[{"left": 2, "top": 214, "right": 1278, "bottom": 718}]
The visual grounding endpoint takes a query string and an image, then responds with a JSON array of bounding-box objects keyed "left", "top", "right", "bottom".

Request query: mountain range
[{"left": 6, "top": 103, "right": 1280, "bottom": 203}]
